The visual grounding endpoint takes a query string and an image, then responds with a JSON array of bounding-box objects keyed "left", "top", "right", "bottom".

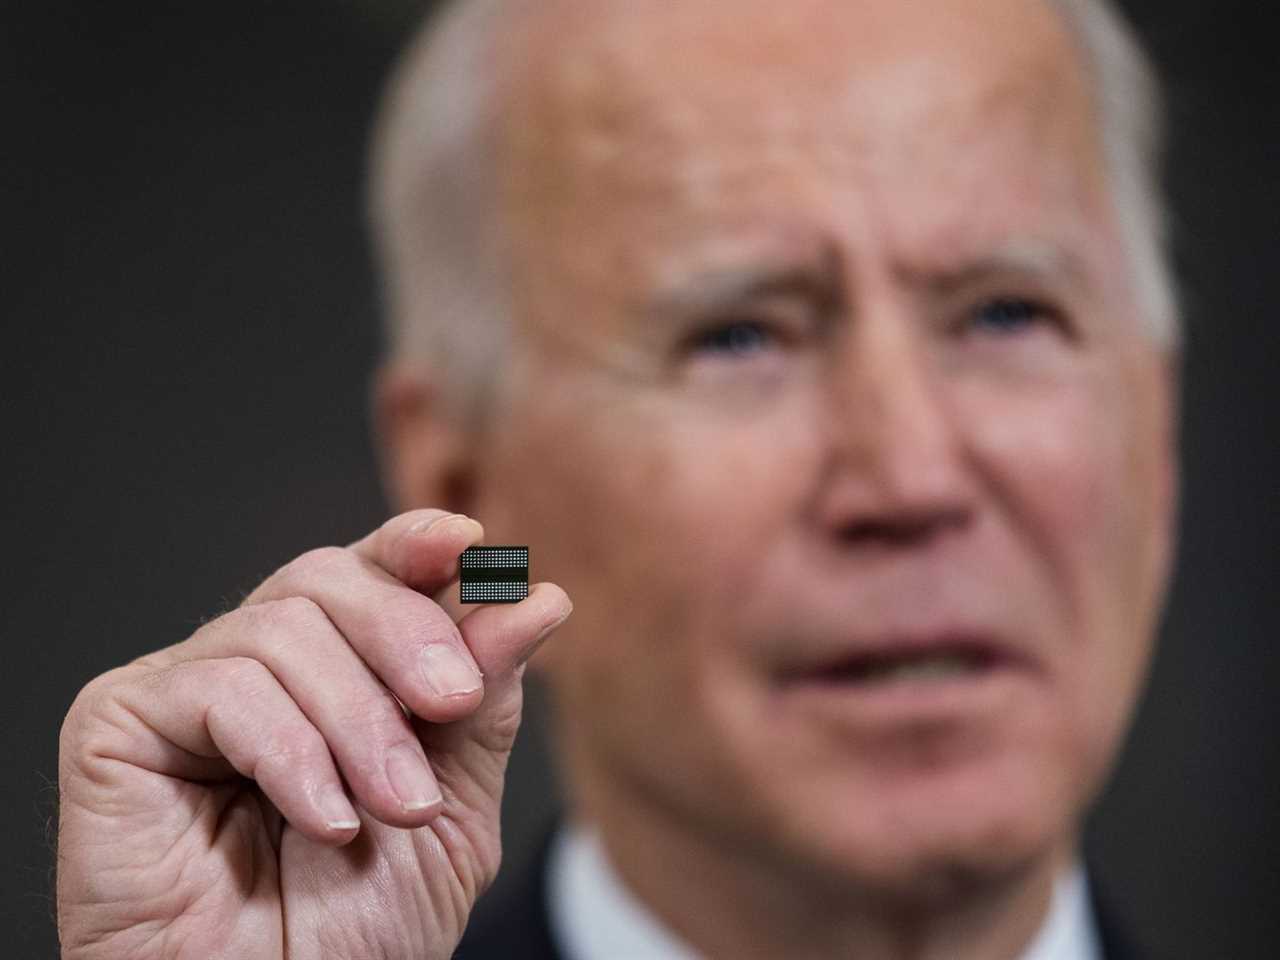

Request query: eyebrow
[
  {"left": 644, "top": 248, "right": 843, "bottom": 321},
  {"left": 906, "top": 240, "right": 1092, "bottom": 294}
]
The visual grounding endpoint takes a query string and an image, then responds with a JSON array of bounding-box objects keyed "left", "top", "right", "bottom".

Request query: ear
[{"left": 371, "top": 360, "right": 476, "bottom": 515}]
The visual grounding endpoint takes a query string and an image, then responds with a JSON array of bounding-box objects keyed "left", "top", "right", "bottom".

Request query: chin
[{"left": 766, "top": 751, "right": 1082, "bottom": 903}]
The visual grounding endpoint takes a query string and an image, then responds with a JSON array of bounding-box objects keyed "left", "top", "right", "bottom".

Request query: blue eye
[
  {"left": 691, "top": 320, "right": 778, "bottom": 356},
  {"left": 970, "top": 297, "right": 1048, "bottom": 334}
]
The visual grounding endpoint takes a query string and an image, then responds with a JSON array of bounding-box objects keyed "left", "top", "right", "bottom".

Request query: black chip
[{"left": 459, "top": 545, "right": 529, "bottom": 604}]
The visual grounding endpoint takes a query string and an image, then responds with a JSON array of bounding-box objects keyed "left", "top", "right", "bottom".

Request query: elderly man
[{"left": 55, "top": 0, "right": 1178, "bottom": 957}]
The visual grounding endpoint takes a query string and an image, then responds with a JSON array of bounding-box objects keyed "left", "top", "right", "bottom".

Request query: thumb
[
  {"left": 455, "top": 581, "right": 573, "bottom": 682},
  {"left": 413, "top": 583, "right": 571, "bottom": 797}
]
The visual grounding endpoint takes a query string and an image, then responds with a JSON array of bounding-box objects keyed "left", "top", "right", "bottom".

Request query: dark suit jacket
[{"left": 453, "top": 825, "right": 1146, "bottom": 959}]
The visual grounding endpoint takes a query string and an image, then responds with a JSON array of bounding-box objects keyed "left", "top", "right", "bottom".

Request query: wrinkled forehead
[{"left": 493, "top": 0, "right": 1107, "bottom": 308}]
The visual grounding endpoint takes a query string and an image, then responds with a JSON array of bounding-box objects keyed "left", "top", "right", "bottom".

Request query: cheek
[
  {"left": 956, "top": 361, "right": 1167, "bottom": 768},
  {"left": 960, "top": 367, "right": 1132, "bottom": 619}
]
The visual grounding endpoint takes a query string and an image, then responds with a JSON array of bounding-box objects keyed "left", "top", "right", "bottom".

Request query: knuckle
[
  {"left": 59, "top": 666, "right": 162, "bottom": 779},
  {"left": 59, "top": 689, "right": 100, "bottom": 758},
  {"left": 253, "top": 595, "right": 331, "bottom": 640},
  {"left": 369, "top": 605, "right": 458, "bottom": 651},
  {"left": 363, "top": 607, "right": 412, "bottom": 649},
  {"left": 279, "top": 545, "right": 355, "bottom": 585},
  {"left": 328, "top": 698, "right": 411, "bottom": 755},
  {"left": 339, "top": 696, "right": 413, "bottom": 746},
  {"left": 218, "top": 655, "right": 278, "bottom": 698},
  {"left": 253, "top": 725, "right": 331, "bottom": 780},
  {"left": 59, "top": 666, "right": 136, "bottom": 748}
]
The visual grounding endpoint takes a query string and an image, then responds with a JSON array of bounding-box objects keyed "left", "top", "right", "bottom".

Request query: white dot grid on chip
[
  {"left": 461, "top": 547, "right": 528, "bottom": 568},
  {"left": 459, "top": 546, "right": 529, "bottom": 603},
  {"left": 460, "top": 585, "right": 529, "bottom": 602}
]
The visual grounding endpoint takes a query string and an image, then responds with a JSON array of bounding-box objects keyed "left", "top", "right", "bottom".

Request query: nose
[{"left": 815, "top": 302, "right": 975, "bottom": 548}]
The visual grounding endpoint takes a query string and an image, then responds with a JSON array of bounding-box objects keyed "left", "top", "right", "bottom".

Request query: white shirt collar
[
  {"left": 1021, "top": 859, "right": 1103, "bottom": 960},
  {"left": 547, "top": 822, "right": 1102, "bottom": 960},
  {"left": 548, "top": 821, "right": 701, "bottom": 960}
]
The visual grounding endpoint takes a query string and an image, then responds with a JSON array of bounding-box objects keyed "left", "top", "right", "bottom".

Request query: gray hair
[
  {"left": 1054, "top": 0, "right": 1180, "bottom": 349},
  {"left": 367, "top": 0, "right": 510, "bottom": 423},
  {"left": 367, "top": 0, "right": 1180, "bottom": 417}
]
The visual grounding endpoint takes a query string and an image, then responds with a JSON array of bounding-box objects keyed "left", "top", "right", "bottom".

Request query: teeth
[{"left": 863, "top": 654, "right": 976, "bottom": 683}]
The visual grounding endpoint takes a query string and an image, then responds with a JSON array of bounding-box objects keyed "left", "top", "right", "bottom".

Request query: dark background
[{"left": 4, "top": 1, "right": 1277, "bottom": 955}]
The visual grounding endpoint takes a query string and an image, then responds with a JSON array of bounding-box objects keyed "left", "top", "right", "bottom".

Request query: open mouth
[
  {"left": 782, "top": 641, "right": 1009, "bottom": 689},
  {"left": 771, "top": 635, "right": 1033, "bottom": 725},
  {"left": 817, "top": 648, "right": 996, "bottom": 685}
]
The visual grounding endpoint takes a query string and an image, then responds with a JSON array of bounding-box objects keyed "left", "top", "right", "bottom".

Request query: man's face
[{"left": 470, "top": 0, "right": 1177, "bottom": 891}]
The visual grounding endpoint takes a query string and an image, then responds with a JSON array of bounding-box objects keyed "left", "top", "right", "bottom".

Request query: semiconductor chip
[{"left": 459, "top": 545, "right": 529, "bottom": 603}]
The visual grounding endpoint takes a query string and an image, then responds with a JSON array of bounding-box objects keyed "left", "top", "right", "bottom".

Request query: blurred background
[{"left": 3, "top": 0, "right": 1277, "bottom": 955}]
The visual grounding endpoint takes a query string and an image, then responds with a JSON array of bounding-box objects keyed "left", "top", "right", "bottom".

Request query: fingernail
[
  {"left": 408, "top": 512, "right": 461, "bottom": 536},
  {"left": 421, "top": 643, "right": 483, "bottom": 697},
  {"left": 319, "top": 786, "right": 360, "bottom": 831},
  {"left": 434, "top": 513, "right": 482, "bottom": 537},
  {"left": 404, "top": 512, "right": 476, "bottom": 542},
  {"left": 385, "top": 743, "right": 442, "bottom": 813}
]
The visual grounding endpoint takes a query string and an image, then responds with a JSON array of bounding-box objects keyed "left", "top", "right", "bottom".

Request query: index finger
[{"left": 349, "top": 509, "right": 486, "bottom": 593}]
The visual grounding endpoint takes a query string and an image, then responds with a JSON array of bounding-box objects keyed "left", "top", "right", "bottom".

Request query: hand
[{"left": 55, "top": 510, "right": 572, "bottom": 959}]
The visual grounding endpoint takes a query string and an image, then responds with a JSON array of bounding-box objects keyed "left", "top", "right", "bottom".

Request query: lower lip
[{"left": 772, "top": 662, "right": 1031, "bottom": 726}]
